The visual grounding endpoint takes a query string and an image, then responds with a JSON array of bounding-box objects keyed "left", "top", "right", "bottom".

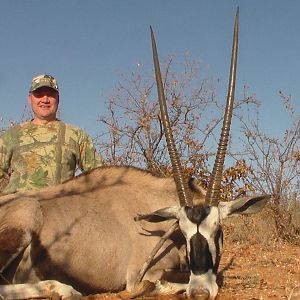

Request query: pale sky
[{"left": 0, "top": 0, "right": 299, "bottom": 144}]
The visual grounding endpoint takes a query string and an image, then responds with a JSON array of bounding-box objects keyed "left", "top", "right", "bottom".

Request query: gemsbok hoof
[{"left": 129, "top": 280, "right": 156, "bottom": 298}]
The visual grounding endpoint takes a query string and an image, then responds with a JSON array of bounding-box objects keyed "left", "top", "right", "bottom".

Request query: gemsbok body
[{"left": 0, "top": 9, "right": 269, "bottom": 300}]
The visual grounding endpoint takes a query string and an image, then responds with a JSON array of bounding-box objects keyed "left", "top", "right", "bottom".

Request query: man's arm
[
  {"left": 0, "top": 133, "right": 12, "bottom": 192},
  {"left": 78, "top": 133, "right": 102, "bottom": 172}
]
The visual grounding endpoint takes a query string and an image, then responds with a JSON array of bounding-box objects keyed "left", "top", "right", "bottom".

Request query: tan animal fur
[{"left": 0, "top": 166, "right": 201, "bottom": 297}]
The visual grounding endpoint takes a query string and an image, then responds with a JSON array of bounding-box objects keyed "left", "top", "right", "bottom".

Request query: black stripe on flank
[{"left": 189, "top": 232, "right": 213, "bottom": 275}]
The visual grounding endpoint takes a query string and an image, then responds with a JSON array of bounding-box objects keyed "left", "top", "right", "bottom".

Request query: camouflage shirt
[{"left": 0, "top": 120, "right": 102, "bottom": 194}]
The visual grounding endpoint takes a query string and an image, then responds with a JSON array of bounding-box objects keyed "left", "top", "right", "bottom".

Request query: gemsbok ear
[
  {"left": 219, "top": 195, "right": 270, "bottom": 219},
  {"left": 135, "top": 206, "right": 181, "bottom": 222}
]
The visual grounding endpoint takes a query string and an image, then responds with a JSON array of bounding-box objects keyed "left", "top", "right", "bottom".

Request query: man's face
[{"left": 28, "top": 87, "right": 59, "bottom": 122}]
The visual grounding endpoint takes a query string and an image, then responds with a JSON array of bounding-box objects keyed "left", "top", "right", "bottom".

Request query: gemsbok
[{"left": 0, "top": 8, "right": 269, "bottom": 300}]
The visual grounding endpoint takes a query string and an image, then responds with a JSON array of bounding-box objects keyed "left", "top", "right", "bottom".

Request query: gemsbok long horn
[
  {"left": 151, "top": 26, "right": 192, "bottom": 207},
  {"left": 205, "top": 7, "right": 239, "bottom": 206}
]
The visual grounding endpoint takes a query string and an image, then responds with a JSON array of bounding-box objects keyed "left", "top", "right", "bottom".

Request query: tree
[
  {"left": 235, "top": 90, "right": 300, "bottom": 242},
  {"left": 96, "top": 54, "right": 257, "bottom": 198}
]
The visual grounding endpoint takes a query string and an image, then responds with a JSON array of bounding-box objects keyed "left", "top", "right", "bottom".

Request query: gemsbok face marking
[
  {"left": 0, "top": 7, "right": 269, "bottom": 300},
  {"left": 136, "top": 191, "right": 268, "bottom": 299}
]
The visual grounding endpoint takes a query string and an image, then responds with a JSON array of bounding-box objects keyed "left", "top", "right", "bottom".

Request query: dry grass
[{"left": 223, "top": 204, "right": 300, "bottom": 245}]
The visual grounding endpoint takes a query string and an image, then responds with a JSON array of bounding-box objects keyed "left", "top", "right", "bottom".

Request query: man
[{"left": 0, "top": 74, "right": 102, "bottom": 194}]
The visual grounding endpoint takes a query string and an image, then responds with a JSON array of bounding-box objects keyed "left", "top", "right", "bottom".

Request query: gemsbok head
[{"left": 135, "top": 8, "right": 269, "bottom": 299}]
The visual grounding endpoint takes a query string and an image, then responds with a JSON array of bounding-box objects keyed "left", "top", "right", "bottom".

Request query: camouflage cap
[{"left": 29, "top": 74, "right": 59, "bottom": 93}]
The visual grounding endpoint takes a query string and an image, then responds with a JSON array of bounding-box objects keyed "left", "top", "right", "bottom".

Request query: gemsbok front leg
[{"left": 0, "top": 197, "right": 43, "bottom": 278}]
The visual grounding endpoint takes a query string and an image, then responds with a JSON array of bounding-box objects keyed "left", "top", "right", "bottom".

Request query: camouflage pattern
[
  {"left": 0, "top": 121, "right": 102, "bottom": 194},
  {"left": 29, "top": 74, "right": 59, "bottom": 92}
]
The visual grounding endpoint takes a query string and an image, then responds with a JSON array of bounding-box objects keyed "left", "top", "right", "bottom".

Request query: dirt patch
[{"left": 217, "top": 241, "right": 300, "bottom": 299}]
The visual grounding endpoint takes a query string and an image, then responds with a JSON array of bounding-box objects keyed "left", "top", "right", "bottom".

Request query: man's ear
[{"left": 28, "top": 94, "right": 32, "bottom": 105}]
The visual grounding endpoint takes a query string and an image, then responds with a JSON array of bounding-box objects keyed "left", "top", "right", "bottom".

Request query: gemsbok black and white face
[
  {"left": 139, "top": 194, "right": 269, "bottom": 299},
  {"left": 181, "top": 205, "right": 222, "bottom": 298}
]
